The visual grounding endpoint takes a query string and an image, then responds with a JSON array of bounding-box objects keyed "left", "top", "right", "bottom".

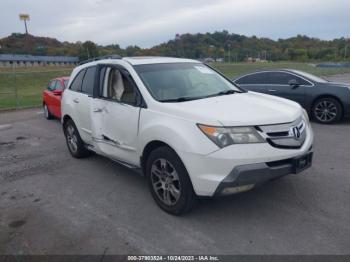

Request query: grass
[
  {"left": 0, "top": 67, "right": 73, "bottom": 110},
  {"left": 1, "top": 62, "right": 350, "bottom": 110}
]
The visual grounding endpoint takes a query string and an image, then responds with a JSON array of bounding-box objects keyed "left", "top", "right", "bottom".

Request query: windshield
[
  {"left": 134, "top": 63, "right": 241, "bottom": 102},
  {"left": 290, "top": 70, "right": 328, "bottom": 83},
  {"left": 63, "top": 80, "right": 69, "bottom": 88}
]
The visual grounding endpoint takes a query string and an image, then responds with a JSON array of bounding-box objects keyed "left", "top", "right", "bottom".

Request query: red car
[{"left": 43, "top": 77, "right": 69, "bottom": 119}]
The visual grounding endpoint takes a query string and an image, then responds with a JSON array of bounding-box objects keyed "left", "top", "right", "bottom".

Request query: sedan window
[
  {"left": 236, "top": 73, "right": 268, "bottom": 85},
  {"left": 266, "top": 72, "right": 310, "bottom": 86}
]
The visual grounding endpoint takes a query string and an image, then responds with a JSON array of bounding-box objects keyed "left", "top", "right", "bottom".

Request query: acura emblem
[{"left": 292, "top": 126, "right": 301, "bottom": 139}]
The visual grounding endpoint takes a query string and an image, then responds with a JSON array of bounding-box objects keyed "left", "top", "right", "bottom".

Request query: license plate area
[{"left": 293, "top": 152, "right": 313, "bottom": 174}]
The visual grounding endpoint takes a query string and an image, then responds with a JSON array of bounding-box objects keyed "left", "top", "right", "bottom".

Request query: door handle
[
  {"left": 268, "top": 89, "right": 277, "bottom": 92},
  {"left": 93, "top": 108, "right": 103, "bottom": 113},
  {"left": 73, "top": 98, "right": 79, "bottom": 103}
]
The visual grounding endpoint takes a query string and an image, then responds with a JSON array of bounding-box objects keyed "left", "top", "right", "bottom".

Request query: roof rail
[{"left": 79, "top": 54, "right": 122, "bottom": 65}]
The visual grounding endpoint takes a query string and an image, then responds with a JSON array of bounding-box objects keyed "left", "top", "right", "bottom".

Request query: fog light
[{"left": 221, "top": 184, "right": 255, "bottom": 195}]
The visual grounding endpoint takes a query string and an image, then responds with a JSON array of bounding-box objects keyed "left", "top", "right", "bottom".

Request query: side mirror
[
  {"left": 53, "top": 89, "right": 63, "bottom": 96},
  {"left": 288, "top": 79, "right": 300, "bottom": 89}
]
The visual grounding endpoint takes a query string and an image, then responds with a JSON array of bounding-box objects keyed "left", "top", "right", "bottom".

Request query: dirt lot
[{"left": 1, "top": 91, "right": 350, "bottom": 255}]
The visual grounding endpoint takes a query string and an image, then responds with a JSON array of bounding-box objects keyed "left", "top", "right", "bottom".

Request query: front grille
[{"left": 257, "top": 117, "right": 307, "bottom": 149}]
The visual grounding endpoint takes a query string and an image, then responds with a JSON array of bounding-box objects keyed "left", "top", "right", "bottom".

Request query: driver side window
[{"left": 101, "top": 67, "right": 137, "bottom": 105}]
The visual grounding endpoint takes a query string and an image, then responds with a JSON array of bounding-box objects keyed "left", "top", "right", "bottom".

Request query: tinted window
[
  {"left": 236, "top": 73, "right": 268, "bottom": 85},
  {"left": 70, "top": 69, "right": 86, "bottom": 92},
  {"left": 267, "top": 72, "right": 309, "bottom": 85},
  {"left": 81, "top": 67, "right": 96, "bottom": 95}
]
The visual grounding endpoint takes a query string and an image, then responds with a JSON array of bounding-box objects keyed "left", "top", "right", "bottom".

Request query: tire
[
  {"left": 43, "top": 103, "right": 53, "bottom": 120},
  {"left": 312, "top": 97, "right": 342, "bottom": 124},
  {"left": 146, "top": 146, "right": 196, "bottom": 215},
  {"left": 63, "top": 119, "right": 90, "bottom": 158}
]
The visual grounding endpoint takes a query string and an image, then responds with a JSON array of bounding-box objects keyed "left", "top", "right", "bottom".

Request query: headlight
[{"left": 197, "top": 124, "right": 265, "bottom": 148}]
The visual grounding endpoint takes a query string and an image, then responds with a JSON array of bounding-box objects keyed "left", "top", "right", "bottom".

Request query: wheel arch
[
  {"left": 62, "top": 114, "right": 74, "bottom": 131},
  {"left": 140, "top": 140, "right": 175, "bottom": 175}
]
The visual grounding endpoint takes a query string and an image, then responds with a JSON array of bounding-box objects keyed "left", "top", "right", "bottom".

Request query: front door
[
  {"left": 265, "top": 72, "right": 308, "bottom": 106},
  {"left": 91, "top": 66, "right": 142, "bottom": 166}
]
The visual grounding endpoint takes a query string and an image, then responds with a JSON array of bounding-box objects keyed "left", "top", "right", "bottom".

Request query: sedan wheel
[{"left": 312, "top": 98, "right": 342, "bottom": 124}]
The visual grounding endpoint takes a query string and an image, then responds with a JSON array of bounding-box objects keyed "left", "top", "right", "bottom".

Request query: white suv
[{"left": 61, "top": 56, "right": 313, "bottom": 215}]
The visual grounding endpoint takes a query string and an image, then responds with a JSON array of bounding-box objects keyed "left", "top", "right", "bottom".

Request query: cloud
[{"left": 0, "top": 0, "right": 349, "bottom": 47}]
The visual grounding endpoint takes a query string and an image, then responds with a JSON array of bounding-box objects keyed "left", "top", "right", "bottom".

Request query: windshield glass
[
  {"left": 134, "top": 63, "right": 241, "bottom": 102},
  {"left": 63, "top": 80, "right": 69, "bottom": 88},
  {"left": 290, "top": 70, "right": 328, "bottom": 83}
]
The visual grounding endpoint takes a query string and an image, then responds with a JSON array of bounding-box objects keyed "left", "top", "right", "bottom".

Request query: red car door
[
  {"left": 44, "top": 80, "right": 57, "bottom": 116},
  {"left": 52, "top": 80, "right": 63, "bottom": 118}
]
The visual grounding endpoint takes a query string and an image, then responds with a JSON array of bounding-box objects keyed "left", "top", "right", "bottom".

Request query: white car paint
[{"left": 62, "top": 57, "right": 313, "bottom": 196}]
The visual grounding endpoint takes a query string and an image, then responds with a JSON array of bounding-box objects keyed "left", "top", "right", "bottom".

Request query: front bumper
[
  {"left": 214, "top": 151, "right": 313, "bottom": 196},
  {"left": 178, "top": 122, "right": 314, "bottom": 196}
]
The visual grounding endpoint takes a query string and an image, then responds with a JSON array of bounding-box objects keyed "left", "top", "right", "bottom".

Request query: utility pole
[
  {"left": 345, "top": 45, "right": 348, "bottom": 59},
  {"left": 228, "top": 44, "right": 231, "bottom": 63},
  {"left": 19, "top": 14, "right": 30, "bottom": 35}
]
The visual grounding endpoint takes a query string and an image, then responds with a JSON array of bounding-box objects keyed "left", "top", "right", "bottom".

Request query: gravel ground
[{"left": 0, "top": 80, "right": 350, "bottom": 255}]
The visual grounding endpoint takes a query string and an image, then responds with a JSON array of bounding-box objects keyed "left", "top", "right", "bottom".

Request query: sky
[{"left": 0, "top": 0, "right": 349, "bottom": 48}]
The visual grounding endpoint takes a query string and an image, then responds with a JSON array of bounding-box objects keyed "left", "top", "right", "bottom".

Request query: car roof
[
  {"left": 122, "top": 56, "right": 199, "bottom": 65},
  {"left": 53, "top": 76, "right": 70, "bottom": 81},
  {"left": 233, "top": 69, "right": 299, "bottom": 80}
]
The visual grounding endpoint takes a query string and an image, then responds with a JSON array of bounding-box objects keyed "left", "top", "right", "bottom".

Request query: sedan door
[{"left": 264, "top": 72, "right": 309, "bottom": 106}]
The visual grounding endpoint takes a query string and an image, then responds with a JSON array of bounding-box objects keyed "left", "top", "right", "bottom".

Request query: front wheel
[
  {"left": 312, "top": 97, "right": 342, "bottom": 124},
  {"left": 146, "top": 146, "right": 196, "bottom": 215}
]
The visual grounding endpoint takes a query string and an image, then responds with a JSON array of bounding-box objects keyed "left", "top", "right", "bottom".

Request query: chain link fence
[{"left": 0, "top": 67, "right": 73, "bottom": 110}]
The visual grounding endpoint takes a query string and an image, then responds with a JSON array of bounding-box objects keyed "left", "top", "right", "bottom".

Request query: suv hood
[{"left": 158, "top": 92, "right": 302, "bottom": 126}]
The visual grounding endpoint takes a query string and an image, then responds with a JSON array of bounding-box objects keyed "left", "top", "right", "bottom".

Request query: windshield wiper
[
  {"left": 205, "top": 89, "right": 239, "bottom": 98},
  {"left": 160, "top": 96, "right": 204, "bottom": 103}
]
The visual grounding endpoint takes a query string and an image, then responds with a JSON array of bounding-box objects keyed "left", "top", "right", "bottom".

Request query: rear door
[
  {"left": 91, "top": 65, "right": 142, "bottom": 165},
  {"left": 67, "top": 67, "right": 95, "bottom": 144}
]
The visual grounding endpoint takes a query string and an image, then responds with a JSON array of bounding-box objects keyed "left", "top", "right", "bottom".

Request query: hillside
[{"left": 1, "top": 31, "right": 350, "bottom": 62}]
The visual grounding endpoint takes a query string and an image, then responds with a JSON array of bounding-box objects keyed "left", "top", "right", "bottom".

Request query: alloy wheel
[
  {"left": 66, "top": 124, "right": 78, "bottom": 153},
  {"left": 314, "top": 100, "right": 338, "bottom": 123},
  {"left": 151, "top": 158, "right": 181, "bottom": 206}
]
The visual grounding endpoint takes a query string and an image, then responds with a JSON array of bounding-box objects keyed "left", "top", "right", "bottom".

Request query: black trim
[
  {"left": 214, "top": 151, "right": 313, "bottom": 196},
  {"left": 79, "top": 54, "right": 122, "bottom": 65}
]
